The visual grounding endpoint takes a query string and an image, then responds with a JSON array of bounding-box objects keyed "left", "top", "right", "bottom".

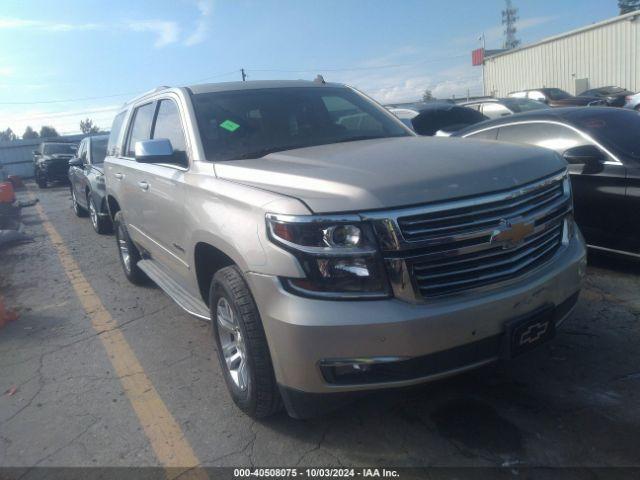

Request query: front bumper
[{"left": 246, "top": 234, "right": 586, "bottom": 397}]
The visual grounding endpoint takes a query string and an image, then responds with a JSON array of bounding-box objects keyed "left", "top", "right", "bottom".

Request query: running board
[{"left": 137, "top": 260, "right": 210, "bottom": 320}]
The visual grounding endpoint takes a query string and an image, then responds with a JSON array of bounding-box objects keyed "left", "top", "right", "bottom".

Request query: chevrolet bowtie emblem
[{"left": 490, "top": 219, "right": 534, "bottom": 249}]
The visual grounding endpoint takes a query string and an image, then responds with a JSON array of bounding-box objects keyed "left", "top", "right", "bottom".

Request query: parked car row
[{"left": 52, "top": 79, "right": 587, "bottom": 419}]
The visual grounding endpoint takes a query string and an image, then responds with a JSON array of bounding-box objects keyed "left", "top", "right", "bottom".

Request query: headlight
[{"left": 266, "top": 213, "right": 390, "bottom": 299}]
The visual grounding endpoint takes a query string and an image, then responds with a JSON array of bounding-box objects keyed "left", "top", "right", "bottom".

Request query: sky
[{"left": 0, "top": 0, "right": 620, "bottom": 136}]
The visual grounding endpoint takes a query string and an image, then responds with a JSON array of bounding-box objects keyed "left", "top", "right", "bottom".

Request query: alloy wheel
[
  {"left": 117, "top": 224, "right": 131, "bottom": 273},
  {"left": 89, "top": 198, "right": 98, "bottom": 229},
  {"left": 216, "top": 297, "right": 248, "bottom": 391}
]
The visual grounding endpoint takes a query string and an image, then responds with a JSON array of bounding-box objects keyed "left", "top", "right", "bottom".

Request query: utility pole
[
  {"left": 501, "top": 0, "right": 520, "bottom": 49},
  {"left": 480, "top": 33, "right": 486, "bottom": 96},
  {"left": 241, "top": 68, "right": 247, "bottom": 81}
]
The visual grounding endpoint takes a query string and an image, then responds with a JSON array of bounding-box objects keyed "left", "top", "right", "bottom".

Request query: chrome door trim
[
  {"left": 587, "top": 244, "right": 640, "bottom": 259},
  {"left": 461, "top": 120, "right": 623, "bottom": 165}
]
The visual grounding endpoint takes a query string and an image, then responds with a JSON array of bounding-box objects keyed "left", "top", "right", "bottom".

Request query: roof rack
[{"left": 122, "top": 86, "right": 171, "bottom": 106}]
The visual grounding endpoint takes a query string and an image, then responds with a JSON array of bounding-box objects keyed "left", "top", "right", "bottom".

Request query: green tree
[
  {"left": 0, "top": 128, "right": 17, "bottom": 142},
  {"left": 80, "top": 118, "right": 100, "bottom": 134},
  {"left": 619, "top": 0, "right": 640, "bottom": 14},
  {"left": 39, "top": 126, "right": 59, "bottom": 138},
  {"left": 422, "top": 89, "right": 434, "bottom": 102},
  {"left": 22, "top": 126, "right": 39, "bottom": 139}
]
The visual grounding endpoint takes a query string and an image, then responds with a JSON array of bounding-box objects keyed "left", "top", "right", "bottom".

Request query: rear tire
[
  {"left": 36, "top": 171, "right": 48, "bottom": 189},
  {"left": 113, "top": 211, "right": 148, "bottom": 285},
  {"left": 71, "top": 188, "right": 88, "bottom": 217},
  {"left": 88, "top": 193, "right": 112, "bottom": 234},
  {"left": 210, "top": 266, "right": 282, "bottom": 418}
]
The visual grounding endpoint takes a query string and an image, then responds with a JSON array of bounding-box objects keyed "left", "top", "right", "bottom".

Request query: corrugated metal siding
[{"left": 484, "top": 13, "right": 640, "bottom": 96}]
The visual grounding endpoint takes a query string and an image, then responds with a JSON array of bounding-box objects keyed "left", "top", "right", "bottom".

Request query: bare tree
[
  {"left": 39, "top": 126, "right": 60, "bottom": 138},
  {"left": 0, "top": 128, "right": 17, "bottom": 142},
  {"left": 80, "top": 118, "right": 100, "bottom": 134},
  {"left": 23, "top": 126, "right": 39, "bottom": 139},
  {"left": 422, "top": 89, "right": 434, "bottom": 102},
  {"left": 619, "top": 0, "right": 640, "bottom": 14}
]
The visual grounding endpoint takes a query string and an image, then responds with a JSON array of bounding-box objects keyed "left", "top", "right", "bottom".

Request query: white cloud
[
  {"left": 184, "top": 0, "right": 214, "bottom": 46},
  {"left": 0, "top": 17, "right": 100, "bottom": 32},
  {"left": 127, "top": 20, "right": 180, "bottom": 48},
  {"left": 2, "top": 105, "right": 120, "bottom": 136}
]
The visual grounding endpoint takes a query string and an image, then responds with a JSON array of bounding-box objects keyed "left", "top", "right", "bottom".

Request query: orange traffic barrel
[{"left": 0, "top": 181, "right": 15, "bottom": 204}]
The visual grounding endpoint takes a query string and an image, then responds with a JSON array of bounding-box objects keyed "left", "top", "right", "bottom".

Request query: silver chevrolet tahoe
[{"left": 104, "top": 80, "right": 587, "bottom": 418}]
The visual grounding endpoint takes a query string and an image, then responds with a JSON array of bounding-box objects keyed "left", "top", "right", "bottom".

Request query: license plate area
[{"left": 501, "top": 306, "right": 556, "bottom": 359}]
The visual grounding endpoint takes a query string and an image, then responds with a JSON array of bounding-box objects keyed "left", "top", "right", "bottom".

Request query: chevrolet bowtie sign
[{"left": 490, "top": 219, "right": 535, "bottom": 249}]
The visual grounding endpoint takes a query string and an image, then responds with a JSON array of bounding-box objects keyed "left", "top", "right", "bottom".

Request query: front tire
[
  {"left": 71, "top": 188, "right": 88, "bottom": 217},
  {"left": 36, "top": 171, "right": 48, "bottom": 189},
  {"left": 88, "top": 193, "right": 112, "bottom": 234},
  {"left": 113, "top": 211, "right": 148, "bottom": 285},
  {"left": 210, "top": 266, "right": 281, "bottom": 418}
]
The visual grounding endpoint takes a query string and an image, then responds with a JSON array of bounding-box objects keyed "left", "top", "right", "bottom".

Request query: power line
[
  {"left": 0, "top": 69, "right": 240, "bottom": 105},
  {"left": 0, "top": 54, "right": 469, "bottom": 105}
]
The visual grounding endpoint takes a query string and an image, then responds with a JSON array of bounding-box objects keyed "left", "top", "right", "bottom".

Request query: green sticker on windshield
[{"left": 220, "top": 119, "right": 240, "bottom": 132}]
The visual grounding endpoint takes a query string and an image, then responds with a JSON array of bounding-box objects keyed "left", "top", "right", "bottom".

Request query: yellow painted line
[{"left": 32, "top": 195, "right": 207, "bottom": 480}]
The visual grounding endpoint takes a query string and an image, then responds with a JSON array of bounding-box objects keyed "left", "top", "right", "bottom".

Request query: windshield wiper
[
  {"left": 333, "top": 135, "right": 387, "bottom": 144},
  {"left": 233, "top": 144, "right": 309, "bottom": 160}
]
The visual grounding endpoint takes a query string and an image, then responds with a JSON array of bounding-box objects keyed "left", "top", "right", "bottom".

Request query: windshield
[
  {"left": 545, "top": 89, "right": 572, "bottom": 100},
  {"left": 42, "top": 143, "right": 76, "bottom": 155},
  {"left": 502, "top": 98, "right": 550, "bottom": 113},
  {"left": 90, "top": 137, "right": 108, "bottom": 164},
  {"left": 569, "top": 109, "right": 640, "bottom": 160},
  {"left": 191, "top": 86, "right": 410, "bottom": 161}
]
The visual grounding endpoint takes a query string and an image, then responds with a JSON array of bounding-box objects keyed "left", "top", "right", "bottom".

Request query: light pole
[{"left": 479, "top": 33, "right": 486, "bottom": 96}]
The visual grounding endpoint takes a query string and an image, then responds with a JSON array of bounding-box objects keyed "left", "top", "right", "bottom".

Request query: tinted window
[
  {"left": 501, "top": 98, "right": 550, "bottom": 113},
  {"left": 126, "top": 103, "right": 155, "bottom": 157},
  {"left": 497, "top": 122, "right": 587, "bottom": 154},
  {"left": 107, "top": 111, "right": 126, "bottom": 156},
  {"left": 481, "top": 103, "right": 512, "bottom": 119},
  {"left": 568, "top": 109, "right": 640, "bottom": 161},
  {"left": 152, "top": 99, "right": 187, "bottom": 165},
  {"left": 43, "top": 143, "right": 76, "bottom": 155},
  {"left": 466, "top": 128, "right": 498, "bottom": 140},
  {"left": 78, "top": 141, "right": 87, "bottom": 163},
  {"left": 90, "top": 137, "right": 108, "bottom": 164},
  {"left": 544, "top": 89, "right": 572, "bottom": 100},
  {"left": 191, "top": 87, "right": 409, "bottom": 161}
]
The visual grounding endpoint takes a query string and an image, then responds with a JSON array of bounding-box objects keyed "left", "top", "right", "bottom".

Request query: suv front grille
[{"left": 369, "top": 171, "right": 571, "bottom": 300}]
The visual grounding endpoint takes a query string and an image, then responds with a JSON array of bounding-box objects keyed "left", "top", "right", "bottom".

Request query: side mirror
[
  {"left": 563, "top": 145, "right": 606, "bottom": 167},
  {"left": 33, "top": 150, "right": 41, "bottom": 156},
  {"left": 68, "top": 158, "right": 83, "bottom": 167},
  {"left": 134, "top": 139, "right": 175, "bottom": 164}
]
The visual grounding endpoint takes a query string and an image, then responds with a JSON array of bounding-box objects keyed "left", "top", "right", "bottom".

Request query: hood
[{"left": 215, "top": 137, "right": 566, "bottom": 213}]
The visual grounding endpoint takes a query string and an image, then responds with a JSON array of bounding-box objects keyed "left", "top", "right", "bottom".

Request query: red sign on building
[{"left": 471, "top": 48, "right": 484, "bottom": 66}]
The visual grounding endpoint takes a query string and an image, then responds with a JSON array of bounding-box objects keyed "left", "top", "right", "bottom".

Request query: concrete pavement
[{"left": 1, "top": 183, "right": 639, "bottom": 469}]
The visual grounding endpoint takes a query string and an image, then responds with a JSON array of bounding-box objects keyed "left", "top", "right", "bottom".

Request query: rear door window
[
  {"left": 126, "top": 103, "right": 155, "bottom": 157},
  {"left": 152, "top": 99, "right": 188, "bottom": 165},
  {"left": 107, "top": 111, "right": 126, "bottom": 157},
  {"left": 481, "top": 103, "right": 512, "bottom": 119}
]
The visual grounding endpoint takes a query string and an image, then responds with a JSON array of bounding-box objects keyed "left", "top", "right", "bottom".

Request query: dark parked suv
[
  {"left": 33, "top": 142, "right": 77, "bottom": 188},
  {"left": 68, "top": 135, "right": 112, "bottom": 233}
]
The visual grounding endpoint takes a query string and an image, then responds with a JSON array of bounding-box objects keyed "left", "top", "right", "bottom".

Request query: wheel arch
[
  {"left": 106, "top": 194, "right": 121, "bottom": 222},
  {"left": 194, "top": 241, "right": 237, "bottom": 306}
]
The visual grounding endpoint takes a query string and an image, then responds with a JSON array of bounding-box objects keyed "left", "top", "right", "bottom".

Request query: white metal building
[{"left": 483, "top": 11, "right": 640, "bottom": 96}]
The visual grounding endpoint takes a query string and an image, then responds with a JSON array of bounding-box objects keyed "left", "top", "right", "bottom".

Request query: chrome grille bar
[{"left": 366, "top": 170, "right": 571, "bottom": 301}]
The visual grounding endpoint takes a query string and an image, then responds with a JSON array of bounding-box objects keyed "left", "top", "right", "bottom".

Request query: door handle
[
  {"left": 114, "top": 172, "right": 124, "bottom": 180},
  {"left": 138, "top": 181, "right": 149, "bottom": 191}
]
